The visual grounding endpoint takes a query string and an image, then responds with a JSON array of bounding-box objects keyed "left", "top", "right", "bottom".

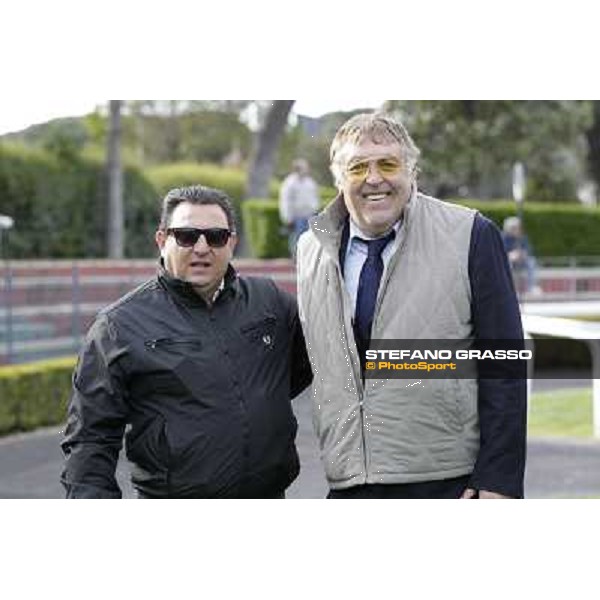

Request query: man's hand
[{"left": 461, "top": 488, "right": 512, "bottom": 499}]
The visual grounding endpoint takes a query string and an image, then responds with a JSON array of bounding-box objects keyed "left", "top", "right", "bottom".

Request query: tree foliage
[
  {"left": 383, "top": 100, "right": 593, "bottom": 201},
  {"left": 4, "top": 100, "right": 600, "bottom": 207}
]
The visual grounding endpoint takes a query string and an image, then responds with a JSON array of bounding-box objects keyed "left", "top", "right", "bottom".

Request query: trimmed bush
[
  {"left": 241, "top": 196, "right": 600, "bottom": 259},
  {"left": 146, "top": 162, "right": 276, "bottom": 235},
  {"left": 0, "top": 357, "right": 76, "bottom": 435},
  {"left": 0, "top": 143, "right": 158, "bottom": 258},
  {"left": 240, "top": 186, "right": 337, "bottom": 258},
  {"left": 147, "top": 163, "right": 251, "bottom": 224},
  {"left": 454, "top": 200, "right": 600, "bottom": 258},
  {"left": 145, "top": 162, "right": 248, "bottom": 201},
  {"left": 242, "top": 199, "right": 288, "bottom": 258}
]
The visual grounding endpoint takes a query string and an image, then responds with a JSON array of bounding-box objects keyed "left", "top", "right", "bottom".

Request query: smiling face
[
  {"left": 155, "top": 201, "right": 237, "bottom": 300},
  {"left": 337, "top": 137, "right": 415, "bottom": 236}
]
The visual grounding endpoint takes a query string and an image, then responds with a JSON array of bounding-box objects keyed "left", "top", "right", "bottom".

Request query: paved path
[{"left": 1, "top": 382, "right": 599, "bottom": 499}]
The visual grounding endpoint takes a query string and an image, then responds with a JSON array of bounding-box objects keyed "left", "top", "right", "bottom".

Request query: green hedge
[
  {"left": 3, "top": 141, "right": 599, "bottom": 261},
  {"left": 0, "top": 144, "right": 158, "bottom": 258},
  {"left": 241, "top": 199, "right": 288, "bottom": 258},
  {"left": 0, "top": 357, "right": 75, "bottom": 435},
  {"left": 454, "top": 200, "right": 600, "bottom": 258},
  {"left": 241, "top": 187, "right": 337, "bottom": 258},
  {"left": 146, "top": 162, "right": 249, "bottom": 202},
  {"left": 242, "top": 196, "right": 600, "bottom": 259},
  {"left": 146, "top": 163, "right": 282, "bottom": 227}
]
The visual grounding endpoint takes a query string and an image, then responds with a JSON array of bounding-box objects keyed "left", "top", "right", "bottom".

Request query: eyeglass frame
[
  {"left": 343, "top": 156, "right": 412, "bottom": 182},
  {"left": 165, "top": 226, "right": 234, "bottom": 248}
]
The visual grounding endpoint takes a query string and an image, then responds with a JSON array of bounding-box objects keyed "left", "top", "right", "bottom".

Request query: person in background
[
  {"left": 279, "top": 158, "right": 320, "bottom": 257},
  {"left": 61, "top": 185, "right": 312, "bottom": 498},
  {"left": 296, "top": 112, "right": 527, "bottom": 499},
  {"left": 502, "top": 216, "right": 539, "bottom": 294}
]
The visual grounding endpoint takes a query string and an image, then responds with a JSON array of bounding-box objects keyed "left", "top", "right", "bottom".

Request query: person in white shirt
[{"left": 279, "top": 158, "right": 320, "bottom": 257}]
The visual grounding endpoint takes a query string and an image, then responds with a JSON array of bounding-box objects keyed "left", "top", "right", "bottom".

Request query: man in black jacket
[{"left": 61, "top": 185, "right": 312, "bottom": 498}]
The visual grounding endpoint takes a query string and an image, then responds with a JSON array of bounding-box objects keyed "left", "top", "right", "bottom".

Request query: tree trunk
[
  {"left": 106, "top": 100, "right": 124, "bottom": 258},
  {"left": 245, "top": 100, "right": 295, "bottom": 199},
  {"left": 586, "top": 101, "right": 600, "bottom": 191},
  {"left": 165, "top": 100, "right": 182, "bottom": 162}
]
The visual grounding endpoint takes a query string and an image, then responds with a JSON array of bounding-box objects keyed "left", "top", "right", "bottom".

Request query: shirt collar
[{"left": 211, "top": 277, "right": 226, "bottom": 303}]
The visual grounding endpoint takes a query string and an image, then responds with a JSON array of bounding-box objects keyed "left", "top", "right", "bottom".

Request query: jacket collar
[
  {"left": 157, "top": 260, "right": 239, "bottom": 307},
  {"left": 309, "top": 193, "right": 349, "bottom": 260}
]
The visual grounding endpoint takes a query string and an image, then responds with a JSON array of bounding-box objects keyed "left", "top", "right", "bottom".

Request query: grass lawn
[{"left": 528, "top": 388, "right": 593, "bottom": 438}]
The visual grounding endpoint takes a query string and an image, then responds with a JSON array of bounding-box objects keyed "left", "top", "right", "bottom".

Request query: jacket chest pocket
[
  {"left": 144, "top": 337, "right": 204, "bottom": 370},
  {"left": 240, "top": 315, "right": 278, "bottom": 351},
  {"left": 142, "top": 337, "right": 210, "bottom": 398}
]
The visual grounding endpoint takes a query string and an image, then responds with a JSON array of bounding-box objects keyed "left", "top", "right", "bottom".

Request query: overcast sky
[{"left": 0, "top": 99, "right": 385, "bottom": 136}]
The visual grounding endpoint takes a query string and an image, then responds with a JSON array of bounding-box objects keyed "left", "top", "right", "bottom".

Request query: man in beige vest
[{"left": 296, "top": 113, "right": 527, "bottom": 499}]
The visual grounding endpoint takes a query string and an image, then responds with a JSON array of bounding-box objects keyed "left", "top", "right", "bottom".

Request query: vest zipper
[
  {"left": 334, "top": 262, "right": 369, "bottom": 481},
  {"left": 372, "top": 220, "right": 410, "bottom": 333}
]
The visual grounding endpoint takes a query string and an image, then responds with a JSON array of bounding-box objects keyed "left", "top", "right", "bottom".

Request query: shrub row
[
  {"left": 241, "top": 200, "right": 288, "bottom": 259},
  {"left": 146, "top": 162, "right": 249, "bottom": 215},
  {"left": 243, "top": 197, "right": 600, "bottom": 259},
  {"left": 241, "top": 189, "right": 337, "bottom": 259},
  {"left": 0, "top": 357, "right": 75, "bottom": 435},
  {"left": 455, "top": 200, "right": 600, "bottom": 258},
  {"left": 0, "top": 144, "right": 158, "bottom": 258},
  {"left": 2, "top": 142, "right": 599, "bottom": 260},
  {"left": 0, "top": 144, "right": 338, "bottom": 259}
]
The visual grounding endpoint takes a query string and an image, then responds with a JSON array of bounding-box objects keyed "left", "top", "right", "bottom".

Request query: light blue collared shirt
[{"left": 344, "top": 218, "right": 403, "bottom": 316}]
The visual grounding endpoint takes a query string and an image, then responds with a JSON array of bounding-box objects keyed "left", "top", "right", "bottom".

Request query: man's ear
[
  {"left": 155, "top": 230, "right": 166, "bottom": 254},
  {"left": 229, "top": 233, "right": 239, "bottom": 253}
]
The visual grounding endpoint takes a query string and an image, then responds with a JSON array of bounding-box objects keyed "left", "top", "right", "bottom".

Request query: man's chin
[
  {"left": 362, "top": 205, "right": 398, "bottom": 224},
  {"left": 364, "top": 218, "right": 396, "bottom": 236},
  {"left": 189, "top": 281, "right": 216, "bottom": 300},
  {"left": 187, "top": 278, "right": 211, "bottom": 290}
]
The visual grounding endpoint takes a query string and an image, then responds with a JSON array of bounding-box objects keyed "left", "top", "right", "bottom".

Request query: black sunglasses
[{"left": 166, "top": 227, "right": 232, "bottom": 248}]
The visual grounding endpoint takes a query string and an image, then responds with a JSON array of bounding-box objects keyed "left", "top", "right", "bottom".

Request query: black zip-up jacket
[{"left": 61, "top": 265, "right": 312, "bottom": 498}]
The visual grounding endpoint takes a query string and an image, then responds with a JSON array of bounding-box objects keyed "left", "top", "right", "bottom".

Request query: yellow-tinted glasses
[{"left": 345, "top": 157, "right": 404, "bottom": 182}]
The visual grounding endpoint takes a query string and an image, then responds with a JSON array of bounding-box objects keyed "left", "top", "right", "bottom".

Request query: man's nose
[
  {"left": 192, "top": 234, "right": 211, "bottom": 253},
  {"left": 364, "top": 162, "right": 384, "bottom": 184}
]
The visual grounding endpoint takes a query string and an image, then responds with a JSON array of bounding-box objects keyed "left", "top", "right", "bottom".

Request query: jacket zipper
[{"left": 144, "top": 338, "right": 202, "bottom": 349}]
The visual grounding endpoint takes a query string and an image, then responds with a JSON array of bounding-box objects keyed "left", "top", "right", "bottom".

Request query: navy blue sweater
[{"left": 467, "top": 213, "right": 527, "bottom": 498}]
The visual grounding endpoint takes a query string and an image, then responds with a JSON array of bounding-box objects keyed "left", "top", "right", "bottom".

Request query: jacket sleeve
[
  {"left": 277, "top": 286, "right": 313, "bottom": 399},
  {"left": 467, "top": 214, "right": 528, "bottom": 498},
  {"left": 60, "top": 313, "right": 130, "bottom": 498},
  {"left": 290, "top": 309, "right": 313, "bottom": 399}
]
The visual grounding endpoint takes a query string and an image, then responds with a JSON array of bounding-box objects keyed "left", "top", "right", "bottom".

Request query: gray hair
[
  {"left": 159, "top": 185, "right": 237, "bottom": 232},
  {"left": 329, "top": 112, "right": 421, "bottom": 186},
  {"left": 503, "top": 216, "right": 521, "bottom": 233},
  {"left": 292, "top": 158, "right": 309, "bottom": 171}
]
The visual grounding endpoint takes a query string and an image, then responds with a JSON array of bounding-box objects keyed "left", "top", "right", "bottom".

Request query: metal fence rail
[
  {"left": 1, "top": 257, "right": 599, "bottom": 366},
  {"left": 0, "top": 259, "right": 295, "bottom": 365}
]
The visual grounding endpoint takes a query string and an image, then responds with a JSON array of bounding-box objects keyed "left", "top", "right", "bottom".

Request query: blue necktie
[{"left": 354, "top": 230, "right": 396, "bottom": 357}]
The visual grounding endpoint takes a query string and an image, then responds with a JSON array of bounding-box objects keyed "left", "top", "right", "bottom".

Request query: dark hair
[{"left": 159, "top": 185, "right": 237, "bottom": 231}]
